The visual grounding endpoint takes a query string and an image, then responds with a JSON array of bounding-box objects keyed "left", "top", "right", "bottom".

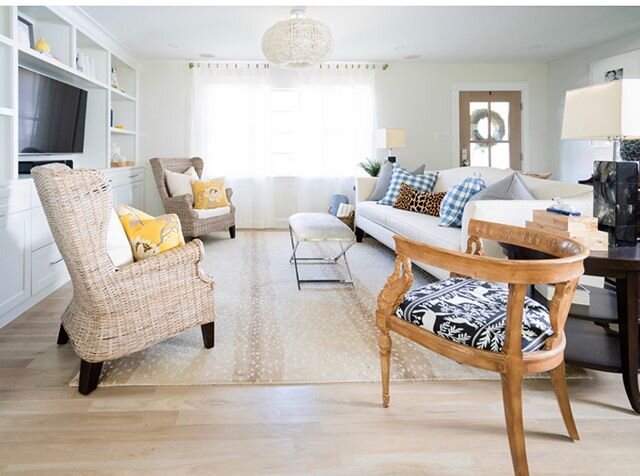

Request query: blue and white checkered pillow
[
  {"left": 378, "top": 165, "right": 439, "bottom": 206},
  {"left": 439, "top": 174, "right": 487, "bottom": 227}
]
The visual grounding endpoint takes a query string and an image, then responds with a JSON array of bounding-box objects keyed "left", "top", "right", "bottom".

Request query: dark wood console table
[{"left": 501, "top": 244, "right": 640, "bottom": 413}]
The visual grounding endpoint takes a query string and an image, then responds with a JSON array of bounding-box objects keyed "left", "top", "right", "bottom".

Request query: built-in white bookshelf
[{"left": 0, "top": 5, "right": 139, "bottom": 182}]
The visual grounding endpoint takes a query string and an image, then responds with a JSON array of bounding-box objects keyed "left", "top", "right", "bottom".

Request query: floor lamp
[{"left": 562, "top": 79, "right": 640, "bottom": 245}]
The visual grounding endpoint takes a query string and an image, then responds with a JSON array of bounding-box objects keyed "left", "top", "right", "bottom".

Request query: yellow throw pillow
[
  {"left": 192, "top": 178, "right": 230, "bottom": 210},
  {"left": 117, "top": 205, "right": 185, "bottom": 261}
]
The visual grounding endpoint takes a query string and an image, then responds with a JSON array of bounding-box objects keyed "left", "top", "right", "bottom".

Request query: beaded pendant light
[{"left": 262, "top": 8, "right": 333, "bottom": 69}]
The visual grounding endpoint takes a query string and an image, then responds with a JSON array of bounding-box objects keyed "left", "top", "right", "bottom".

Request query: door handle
[
  {"left": 461, "top": 148, "right": 469, "bottom": 166},
  {"left": 50, "top": 257, "right": 64, "bottom": 266}
]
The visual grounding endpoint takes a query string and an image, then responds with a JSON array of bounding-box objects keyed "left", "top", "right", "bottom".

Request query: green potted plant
[{"left": 358, "top": 158, "right": 382, "bottom": 177}]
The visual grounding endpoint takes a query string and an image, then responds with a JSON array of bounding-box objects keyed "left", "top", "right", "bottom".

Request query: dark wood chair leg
[
  {"left": 229, "top": 225, "right": 236, "bottom": 239},
  {"left": 201, "top": 322, "right": 215, "bottom": 349},
  {"left": 355, "top": 227, "right": 364, "bottom": 243},
  {"left": 78, "top": 360, "right": 103, "bottom": 395},
  {"left": 57, "top": 324, "right": 69, "bottom": 345}
]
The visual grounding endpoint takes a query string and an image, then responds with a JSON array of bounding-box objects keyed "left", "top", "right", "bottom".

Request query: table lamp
[
  {"left": 561, "top": 79, "right": 640, "bottom": 245},
  {"left": 376, "top": 128, "right": 405, "bottom": 163}
]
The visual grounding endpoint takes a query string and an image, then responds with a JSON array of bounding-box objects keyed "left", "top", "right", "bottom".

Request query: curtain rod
[{"left": 188, "top": 62, "right": 389, "bottom": 70}]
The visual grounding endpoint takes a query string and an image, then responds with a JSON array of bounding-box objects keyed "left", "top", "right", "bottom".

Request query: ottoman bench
[{"left": 288, "top": 212, "right": 356, "bottom": 290}]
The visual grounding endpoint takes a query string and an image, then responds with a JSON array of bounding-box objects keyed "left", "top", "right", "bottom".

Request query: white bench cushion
[{"left": 289, "top": 213, "right": 355, "bottom": 242}]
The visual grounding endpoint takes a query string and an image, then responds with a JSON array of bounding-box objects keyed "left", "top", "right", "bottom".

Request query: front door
[{"left": 459, "top": 91, "right": 522, "bottom": 169}]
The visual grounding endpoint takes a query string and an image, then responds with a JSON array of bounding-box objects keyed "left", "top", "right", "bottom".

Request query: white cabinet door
[
  {"left": 31, "top": 242, "right": 68, "bottom": 296},
  {"left": 132, "top": 181, "right": 144, "bottom": 209},
  {"left": 0, "top": 210, "right": 30, "bottom": 315},
  {"left": 112, "top": 183, "right": 133, "bottom": 208}
]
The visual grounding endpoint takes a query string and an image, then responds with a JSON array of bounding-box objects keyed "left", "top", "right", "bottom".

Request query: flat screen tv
[{"left": 19, "top": 68, "right": 88, "bottom": 155}]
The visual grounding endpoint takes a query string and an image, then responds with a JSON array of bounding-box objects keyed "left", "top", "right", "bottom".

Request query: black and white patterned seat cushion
[{"left": 395, "top": 278, "right": 553, "bottom": 352}]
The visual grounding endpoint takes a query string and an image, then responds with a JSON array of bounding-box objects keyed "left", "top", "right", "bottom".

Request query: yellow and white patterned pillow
[
  {"left": 192, "top": 178, "right": 230, "bottom": 210},
  {"left": 117, "top": 205, "right": 185, "bottom": 261}
]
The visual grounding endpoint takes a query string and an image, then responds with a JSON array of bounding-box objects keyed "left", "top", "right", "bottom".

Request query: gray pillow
[
  {"left": 367, "top": 162, "right": 426, "bottom": 201},
  {"left": 468, "top": 172, "right": 534, "bottom": 202}
]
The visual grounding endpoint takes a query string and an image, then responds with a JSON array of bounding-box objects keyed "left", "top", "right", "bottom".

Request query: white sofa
[{"left": 355, "top": 166, "right": 593, "bottom": 279}]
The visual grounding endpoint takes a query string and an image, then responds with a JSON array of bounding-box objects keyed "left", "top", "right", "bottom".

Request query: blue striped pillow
[{"left": 378, "top": 165, "right": 439, "bottom": 206}]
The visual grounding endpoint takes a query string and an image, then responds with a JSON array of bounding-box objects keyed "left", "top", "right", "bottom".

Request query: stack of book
[
  {"left": 526, "top": 210, "right": 608, "bottom": 251},
  {"left": 526, "top": 210, "right": 608, "bottom": 305}
]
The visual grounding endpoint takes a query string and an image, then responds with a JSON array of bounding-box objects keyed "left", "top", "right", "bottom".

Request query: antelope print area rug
[{"left": 71, "top": 230, "right": 584, "bottom": 387}]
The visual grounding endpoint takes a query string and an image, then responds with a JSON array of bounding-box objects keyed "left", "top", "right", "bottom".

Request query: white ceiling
[{"left": 82, "top": 6, "right": 640, "bottom": 63}]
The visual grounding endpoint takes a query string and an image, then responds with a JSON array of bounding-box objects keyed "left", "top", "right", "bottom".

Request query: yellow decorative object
[
  {"left": 117, "top": 205, "right": 185, "bottom": 261},
  {"left": 34, "top": 37, "right": 51, "bottom": 54},
  {"left": 192, "top": 178, "right": 230, "bottom": 210}
]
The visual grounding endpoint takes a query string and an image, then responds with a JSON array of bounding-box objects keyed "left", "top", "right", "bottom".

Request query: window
[{"left": 192, "top": 69, "right": 376, "bottom": 178}]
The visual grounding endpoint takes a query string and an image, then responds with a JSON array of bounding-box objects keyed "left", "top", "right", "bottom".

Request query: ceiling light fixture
[{"left": 261, "top": 7, "right": 333, "bottom": 69}]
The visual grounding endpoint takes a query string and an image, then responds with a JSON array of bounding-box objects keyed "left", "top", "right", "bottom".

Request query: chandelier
[{"left": 262, "top": 8, "right": 333, "bottom": 69}]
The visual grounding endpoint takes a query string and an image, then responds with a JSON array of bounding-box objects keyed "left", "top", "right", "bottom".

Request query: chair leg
[
  {"left": 78, "top": 360, "right": 103, "bottom": 396},
  {"left": 355, "top": 227, "right": 364, "bottom": 243},
  {"left": 378, "top": 330, "right": 392, "bottom": 408},
  {"left": 550, "top": 362, "right": 580, "bottom": 441},
  {"left": 57, "top": 324, "right": 69, "bottom": 345},
  {"left": 201, "top": 322, "right": 215, "bottom": 349},
  {"left": 229, "top": 226, "right": 236, "bottom": 239},
  {"left": 501, "top": 369, "right": 529, "bottom": 476}
]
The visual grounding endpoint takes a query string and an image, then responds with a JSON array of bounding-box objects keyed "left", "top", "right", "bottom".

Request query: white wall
[
  {"left": 139, "top": 60, "right": 549, "bottom": 216},
  {"left": 375, "top": 62, "right": 548, "bottom": 173},
  {"left": 547, "top": 31, "right": 640, "bottom": 183},
  {"left": 139, "top": 61, "right": 190, "bottom": 215}
]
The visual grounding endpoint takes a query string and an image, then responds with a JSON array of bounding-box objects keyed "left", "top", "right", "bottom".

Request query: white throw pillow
[
  {"left": 107, "top": 208, "right": 134, "bottom": 267},
  {"left": 165, "top": 166, "right": 199, "bottom": 198}
]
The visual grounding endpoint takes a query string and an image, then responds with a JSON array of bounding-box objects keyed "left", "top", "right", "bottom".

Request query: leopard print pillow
[
  {"left": 409, "top": 191, "right": 447, "bottom": 216},
  {"left": 392, "top": 183, "right": 417, "bottom": 210}
]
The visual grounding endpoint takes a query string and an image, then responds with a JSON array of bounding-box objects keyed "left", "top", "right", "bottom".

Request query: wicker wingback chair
[
  {"left": 376, "top": 219, "right": 589, "bottom": 476},
  {"left": 150, "top": 157, "right": 236, "bottom": 239},
  {"left": 32, "top": 164, "right": 215, "bottom": 395}
]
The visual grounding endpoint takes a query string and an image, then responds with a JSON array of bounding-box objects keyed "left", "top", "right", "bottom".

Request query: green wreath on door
[{"left": 470, "top": 108, "right": 506, "bottom": 142}]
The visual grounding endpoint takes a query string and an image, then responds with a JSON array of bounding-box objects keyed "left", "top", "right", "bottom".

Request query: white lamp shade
[
  {"left": 376, "top": 128, "right": 406, "bottom": 149},
  {"left": 561, "top": 79, "right": 640, "bottom": 140}
]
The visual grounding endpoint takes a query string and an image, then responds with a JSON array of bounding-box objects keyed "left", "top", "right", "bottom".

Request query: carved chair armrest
[
  {"left": 225, "top": 188, "right": 233, "bottom": 202},
  {"left": 394, "top": 232, "right": 586, "bottom": 286}
]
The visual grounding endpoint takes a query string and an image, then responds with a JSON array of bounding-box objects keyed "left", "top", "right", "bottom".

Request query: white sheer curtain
[{"left": 189, "top": 64, "right": 375, "bottom": 228}]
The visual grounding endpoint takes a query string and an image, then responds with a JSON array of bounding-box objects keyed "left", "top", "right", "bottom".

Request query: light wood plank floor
[{"left": 1, "top": 283, "right": 639, "bottom": 475}]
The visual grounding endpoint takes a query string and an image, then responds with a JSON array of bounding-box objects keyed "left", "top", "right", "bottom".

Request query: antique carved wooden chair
[{"left": 376, "top": 219, "right": 589, "bottom": 476}]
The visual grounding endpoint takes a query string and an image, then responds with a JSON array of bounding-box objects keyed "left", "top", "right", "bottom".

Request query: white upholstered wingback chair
[{"left": 32, "top": 164, "right": 215, "bottom": 395}]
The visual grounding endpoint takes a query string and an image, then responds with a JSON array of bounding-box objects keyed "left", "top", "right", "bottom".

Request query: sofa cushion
[
  {"left": 440, "top": 175, "right": 486, "bottom": 227},
  {"left": 378, "top": 165, "right": 438, "bottom": 206},
  {"left": 368, "top": 161, "right": 426, "bottom": 201},
  {"left": 194, "top": 206, "right": 232, "bottom": 219},
  {"left": 358, "top": 202, "right": 461, "bottom": 250},
  {"left": 432, "top": 166, "right": 512, "bottom": 193},
  {"left": 107, "top": 208, "right": 134, "bottom": 267},
  {"left": 395, "top": 277, "right": 553, "bottom": 352},
  {"left": 165, "top": 166, "right": 199, "bottom": 198},
  {"left": 117, "top": 205, "right": 185, "bottom": 261},
  {"left": 469, "top": 173, "right": 534, "bottom": 202},
  {"left": 193, "top": 178, "right": 230, "bottom": 210},
  {"left": 393, "top": 183, "right": 446, "bottom": 217}
]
